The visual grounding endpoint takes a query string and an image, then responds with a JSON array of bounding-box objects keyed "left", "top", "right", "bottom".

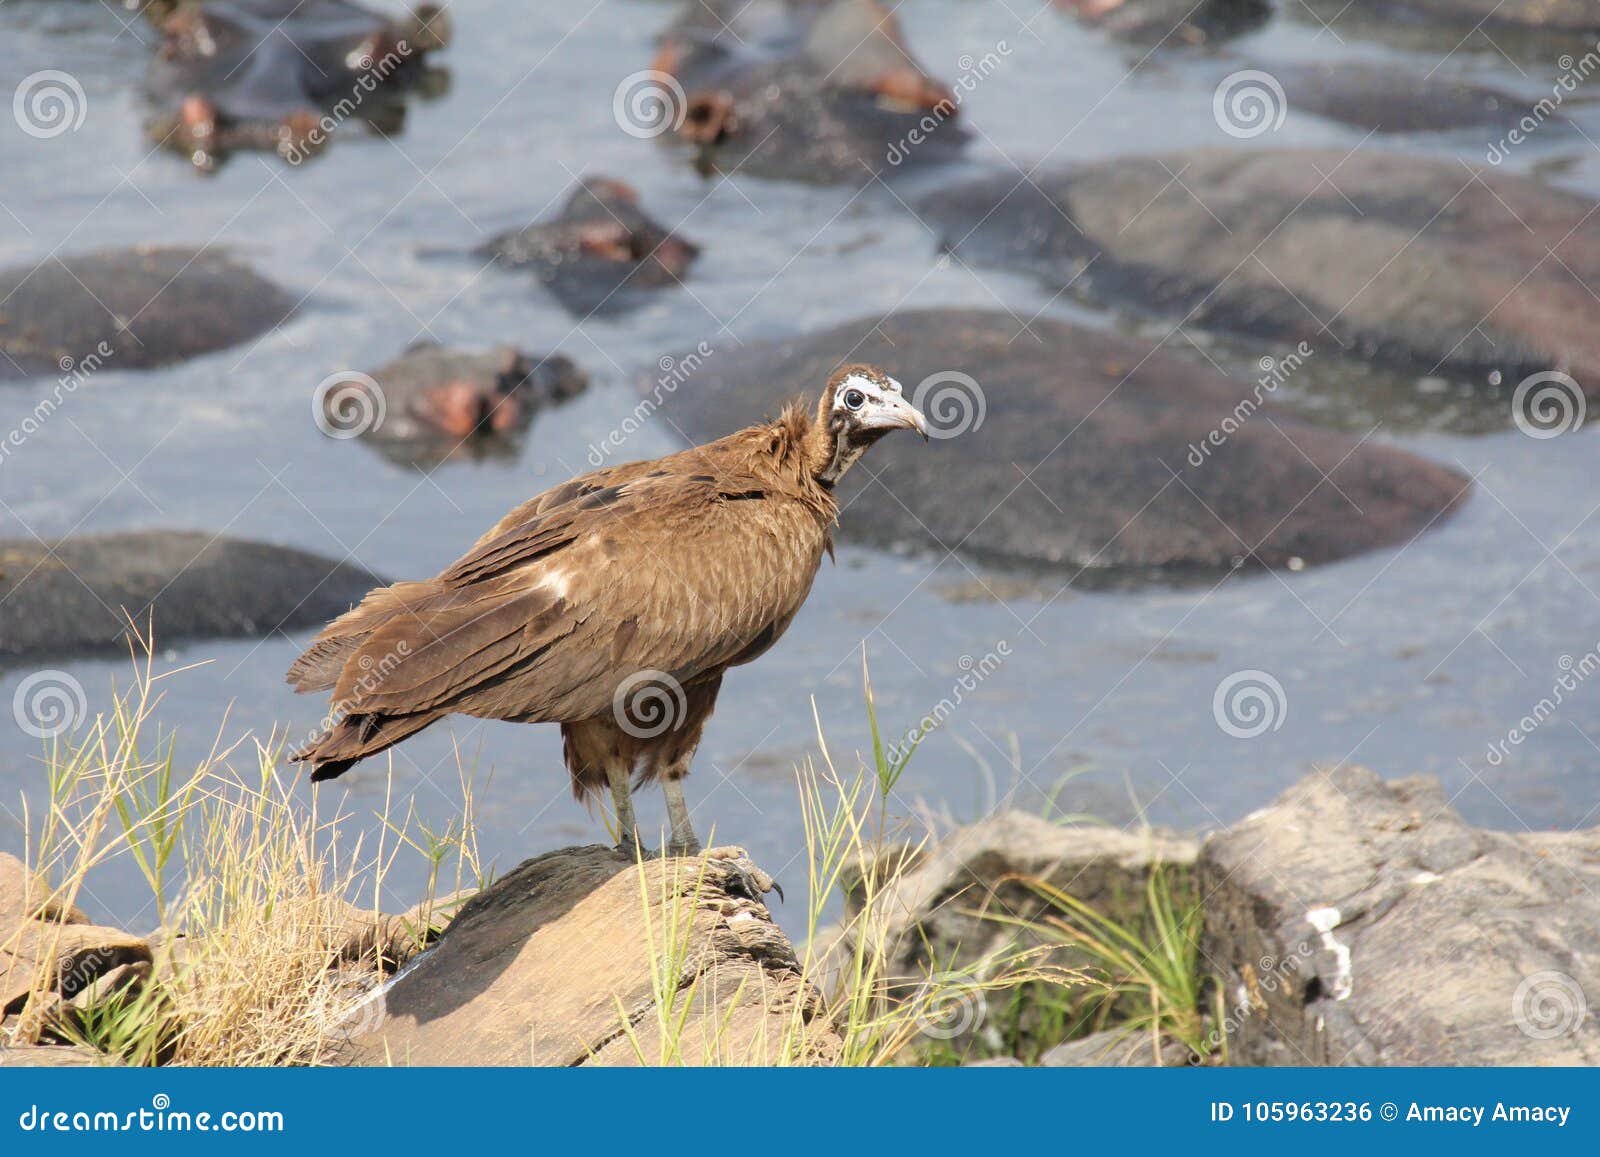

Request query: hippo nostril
[
  {"left": 870, "top": 69, "right": 956, "bottom": 114},
  {"left": 681, "top": 91, "right": 737, "bottom": 145},
  {"left": 425, "top": 381, "right": 494, "bottom": 439},
  {"left": 179, "top": 94, "right": 218, "bottom": 140}
]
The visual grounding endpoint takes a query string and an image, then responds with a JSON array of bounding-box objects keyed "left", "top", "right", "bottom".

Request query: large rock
[
  {"left": 0, "top": 531, "right": 385, "bottom": 662},
  {"left": 1271, "top": 61, "right": 1570, "bottom": 136},
  {"left": 815, "top": 811, "right": 1196, "bottom": 1056},
  {"left": 1201, "top": 766, "right": 1600, "bottom": 1065},
  {"left": 0, "top": 1044, "right": 124, "bottom": 1067},
  {"left": 1, "top": 923, "right": 152, "bottom": 1017},
  {"left": 659, "top": 310, "right": 1470, "bottom": 576},
  {"left": 0, "top": 247, "right": 296, "bottom": 380},
  {"left": 1300, "top": 0, "right": 1599, "bottom": 37},
  {"left": 343, "top": 845, "right": 839, "bottom": 1066},
  {"left": 0, "top": 853, "right": 86, "bottom": 930},
  {"left": 921, "top": 152, "right": 1600, "bottom": 400}
]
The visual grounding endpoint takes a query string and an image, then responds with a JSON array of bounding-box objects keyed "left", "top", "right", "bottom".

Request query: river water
[{"left": 2, "top": 0, "right": 1598, "bottom": 931}]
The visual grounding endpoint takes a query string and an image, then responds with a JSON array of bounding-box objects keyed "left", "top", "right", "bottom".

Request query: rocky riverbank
[{"left": 5, "top": 766, "right": 1592, "bottom": 1067}]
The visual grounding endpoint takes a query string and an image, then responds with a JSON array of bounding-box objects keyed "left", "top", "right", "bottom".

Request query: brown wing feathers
[{"left": 287, "top": 400, "right": 840, "bottom": 782}]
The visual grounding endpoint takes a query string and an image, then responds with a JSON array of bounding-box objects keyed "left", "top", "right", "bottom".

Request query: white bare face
[{"left": 831, "top": 370, "right": 927, "bottom": 437}]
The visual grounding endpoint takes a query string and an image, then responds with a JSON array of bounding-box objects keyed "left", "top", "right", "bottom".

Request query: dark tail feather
[{"left": 292, "top": 710, "right": 440, "bottom": 782}]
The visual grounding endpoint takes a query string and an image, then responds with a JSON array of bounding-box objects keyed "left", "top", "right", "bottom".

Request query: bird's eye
[{"left": 843, "top": 389, "right": 866, "bottom": 411}]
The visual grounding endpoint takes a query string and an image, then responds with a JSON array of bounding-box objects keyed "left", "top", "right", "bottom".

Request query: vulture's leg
[
  {"left": 606, "top": 758, "right": 651, "bottom": 858},
  {"left": 662, "top": 771, "right": 699, "bottom": 857}
]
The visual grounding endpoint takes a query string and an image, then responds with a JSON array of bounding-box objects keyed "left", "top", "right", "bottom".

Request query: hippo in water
[
  {"left": 478, "top": 178, "right": 699, "bottom": 317},
  {"left": 654, "top": 310, "right": 1470, "bottom": 579},
  {"left": 143, "top": 0, "right": 451, "bottom": 171},
  {"left": 0, "top": 246, "right": 295, "bottom": 380},
  {"left": 919, "top": 151, "right": 1600, "bottom": 408},
  {"left": 1055, "top": 0, "right": 1270, "bottom": 47},
  {"left": 321, "top": 342, "right": 588, "bottom": 468},
  {"left": 648, "top": 0, "right": 966, "bottom": 182}
]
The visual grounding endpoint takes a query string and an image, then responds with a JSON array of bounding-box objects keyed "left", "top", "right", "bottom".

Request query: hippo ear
[
  {"left": 494, "top": 346, "right": 527, "bottom": 377},
  {"left": 404, "top": 338, "right": 441, "bottom": 354}
]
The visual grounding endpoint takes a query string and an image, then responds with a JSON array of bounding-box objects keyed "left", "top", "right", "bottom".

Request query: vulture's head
[{"left": 812, "top": 364, "right": 927, "bottom": 484}]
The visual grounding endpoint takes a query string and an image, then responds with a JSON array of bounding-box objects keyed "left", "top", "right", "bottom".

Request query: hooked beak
[{"left": 865, "top": 393, "right": 929, "bottom": 441}]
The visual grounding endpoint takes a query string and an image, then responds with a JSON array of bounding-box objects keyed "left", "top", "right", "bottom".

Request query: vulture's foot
[
  {"left": 615, "top": 834, "right": 658, "bottom": 861},
  {"left": 665, "top": 836, "right": 703, "bottom": 858},
  {"left": 703, "top": 845, "right": 784, "bottom": 905}
]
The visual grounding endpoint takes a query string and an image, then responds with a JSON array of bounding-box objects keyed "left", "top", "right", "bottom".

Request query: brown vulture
[{"left": 286, "top": 364, "right": 926, "bottom": 855}]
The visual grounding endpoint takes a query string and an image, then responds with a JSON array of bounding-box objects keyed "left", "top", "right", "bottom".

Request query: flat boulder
[
  {"left": 0, "top": 531, "right": 385, "bottom": 662},
  {"left": 657, "top": 310, "right": 1470, "bottom": 577},
  {"left": 0, "top": 247, "right": 296, "bottom": 381},
  {"left": 920, "top": 152, "right": 1600, "bottom": 402},
  {"left": 1271, "top": 61, "right": 1570, "bottom": 136},
  {"left": 342, "top": 845, "right": 838, "bottom": 1065},
  {"left": 1300, "top": 0, "right": 1599, "bottom": 37},
  {"left": 1201, "top": 766, "right": 1600, "bottom": 1064}
]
